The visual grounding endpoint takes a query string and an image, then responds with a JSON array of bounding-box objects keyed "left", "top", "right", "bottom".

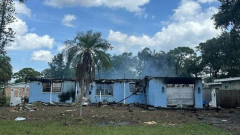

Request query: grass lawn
[
  {"left": 1, "top": 105, "right": 238, "bottom": 135},
  {"left": 0, "top": 120, "right": 233, "bottom": 135}
]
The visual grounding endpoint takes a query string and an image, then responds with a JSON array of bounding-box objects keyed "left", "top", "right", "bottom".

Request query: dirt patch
[
  {"left": 196, "top": 109, "right": 240, "bottom": 134},
  {"left": 1, "top": 105, "right": 240, "bottom": 134}
]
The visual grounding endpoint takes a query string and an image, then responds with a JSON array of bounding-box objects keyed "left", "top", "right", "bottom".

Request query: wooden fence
[{"left": 203, "top": 89, "right": 240, "bottom": 108}]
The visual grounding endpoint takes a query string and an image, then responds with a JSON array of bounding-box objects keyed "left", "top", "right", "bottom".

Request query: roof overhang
[{"left": 214, "top": 77, "right": 240, "bottom": 83}]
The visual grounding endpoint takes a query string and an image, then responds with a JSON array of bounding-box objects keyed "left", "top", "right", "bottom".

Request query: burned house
[
  {"left": 88, "top": 76, "right": 203, "bottom": 108},
  {"left": 88, "top": 79, "right": 146, "bottom": 104},
  {"left": 28, "top": 76, "right": 203, "bottom": 108},
  {"left": 29, "top": 78, "right": 78, "bottom": 103}
]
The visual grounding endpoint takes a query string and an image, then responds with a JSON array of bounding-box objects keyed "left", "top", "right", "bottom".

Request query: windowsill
[
  {"left": 130, "top": 92, "right": 143, "bottom": 94},
  {"left": 95, "top": 95, "right": 113, "bottom": 97},
  {"left": 42, "top": 92, "right": 62, "bottom": 94}
]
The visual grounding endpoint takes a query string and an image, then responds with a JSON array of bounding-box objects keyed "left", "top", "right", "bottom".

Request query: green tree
[
  {"left": 184, "top": 56, "right": 204, "bottom": 77},
  {"left": 0, "top": 0, "right": 26, "bottom": 55},
  {"left": 212, "top": 0, "right": 240, "bottom": 31},
  {"left": 41, "top": 53, "right": 75, "bottom": 78},
  {"left": 138, "top": 47, "right": 152, "bottom": 68},
  {"left": 0, "top": 0, "right": 15, "bottom": 55},
  {"left": 212, "top": 1, "right": 240, "bottom": 77},
  {"left": 167, "top": 47, "right": 196, "bottom": 77},
  {"left": 41, "top": 68, "right": 53, "bottom": 78},
  {"left": 0, "top": 55, "right": 12, "bottom": 84},
  {"left": 49, "top": 53, "right": 65, "bottom": 78},
  {"left": 99, "top": 52, "right": 139, "bottom": 79},
  {"left": 64, "top": 30, "right": 112, "bottom": 118},
  {"left": 13, "top": 68, "right": 41, "bottom": 83},
  {"left": 197, "top": 32, "right": 240, "bottom": 80}
]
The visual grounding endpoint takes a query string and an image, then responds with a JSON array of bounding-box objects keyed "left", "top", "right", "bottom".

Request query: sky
[{"left": 6, "top": 0, "right": 222, "bottom": 73}]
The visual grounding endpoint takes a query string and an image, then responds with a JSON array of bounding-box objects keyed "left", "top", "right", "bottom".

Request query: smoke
[
  {"left": 97, "top": 51, "right": 177, "bottom": 79},
  {"left": 139, "top": 59, "right": 176, "bottom": 78}
]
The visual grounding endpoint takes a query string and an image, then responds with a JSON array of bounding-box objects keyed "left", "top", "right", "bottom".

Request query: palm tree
[{"left": 64, "top": 30, "right": 113, "bottom": 118}]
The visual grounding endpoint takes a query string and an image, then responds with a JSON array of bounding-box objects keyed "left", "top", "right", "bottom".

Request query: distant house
[
  {"left": 214, "top": 77, "right": 240, "bottom": 90},
  {"left": 88, "top": 76, "right": 203, "bottom": 108},
  {"left": 29, "top": 78, "right": 78, "bottom": 103},
  {"left": 204, "top": 82, "right": 222, "bottom": 90},
  {"left": 205, "top": 77, "right": 240, "bottom": 90},
  {"left": 5, "top": 82, "right": 29, "bottom": 97}
]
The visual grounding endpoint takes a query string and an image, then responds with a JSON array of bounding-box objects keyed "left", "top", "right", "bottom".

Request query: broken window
[
  {"left": 96, "top": 83, "right": 113, "bottom": 96},
  {"left": 129, "top": 83, "right": 136, "bottom": 93},
  {"left": 42, "top": 82, "right": 51, "bottom": 92},
  {"left": 42, "top": 81, "right": 62, "bottom": 93},
  {"left": 129, "top": 83, "right": 143, "bottom": 93},
  {"left": 52, "top": 82, "right": 62, "bottom": 92}
]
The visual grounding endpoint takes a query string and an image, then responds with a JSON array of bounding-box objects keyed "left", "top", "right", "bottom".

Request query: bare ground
[{"left": 1, "top": 105, "right": 240, "bottom": 134}]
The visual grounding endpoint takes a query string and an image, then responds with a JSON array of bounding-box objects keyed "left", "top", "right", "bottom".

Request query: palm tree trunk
[{"left": 79, "top": 80, "right": 84, "bottom": 118}]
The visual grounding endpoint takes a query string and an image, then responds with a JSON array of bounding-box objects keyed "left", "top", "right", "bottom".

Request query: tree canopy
[
  {"left": 13, "top": 68, "right": 41, "bottom": 83},
  {"left": 212, "top": 0, "right": 240, "bottom": 31},
  {"left": 0, "top": 55, "right": 12, "bottom": 84},
  {"left": 41, "top": 53, "right": 75, "bottom": 78}
]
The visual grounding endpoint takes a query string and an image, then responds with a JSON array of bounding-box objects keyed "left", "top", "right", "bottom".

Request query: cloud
[
  {"left": 5, "top": 18, "right": 54, "bottom": 50},
  {"left": 14, "top": 1, "right": 31, "bottom": 17},
  {"left": 57, "top": 45, "right": 67, "bottom": 52},
  {"left": 30, "top": 50, "right": 53, "bottom": 62},
  {"left": 5, "top": 4, "right": 54, "bottom": 51},
  {"left": 44, "top": 0, "right": 149, "bottom": 16},
  {"left": 107, "top": 0, "right": 221, "bottom": 54},
  {"left": 197, "top": 0, "right": 217, "bottom": 3},
  {"left": 61, "top": 14, "right": 77, "bottom": 27},
  {"left": 152, "top": 15, "right": 155, "bottom": 19}
]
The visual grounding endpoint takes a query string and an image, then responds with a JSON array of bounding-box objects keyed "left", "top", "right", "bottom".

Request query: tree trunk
[
  {"left": 79, "top": 80, "right": 84, "bottom": 118},
  {"left": 0, "top": 0, "right": 6, "bottom": 41}
]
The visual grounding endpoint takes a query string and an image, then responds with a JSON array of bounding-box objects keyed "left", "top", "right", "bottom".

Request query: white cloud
[
  {"left": 197, "top": 0, "right": 217, "bottom": 3},
  {"left": 30, "top": 50, "right": 54, "bottom": 62},
  {"left": 5, "top": 17, "right": 54, "bottom": 50},
  {"left": 14, "top": 1, "right": 31, "bottom": 17},
  {"left": 57, "top": 45, "right": 66, "bottom": 52},
  {"left": 44, "top": 0, "right": 149, "bottom": 16},
  {"left": 5, "top": 3, "right": 54, "bottom": 51},
  {"left": 152, "top": 15, "right": 155, "bottom": 19},
  {"left": 108, "top": 30, "right": 128, "bottom": 43},
  {"left": 107, "top": 0, "right": 222, "bottom": 54},
  {"left": 62, "top": 14, "right": 77, "bottom": 27}
]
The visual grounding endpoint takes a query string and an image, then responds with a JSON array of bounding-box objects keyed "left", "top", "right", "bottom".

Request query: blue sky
[{"left": 6, "top": 0, "right": 221, "bottom": 73}]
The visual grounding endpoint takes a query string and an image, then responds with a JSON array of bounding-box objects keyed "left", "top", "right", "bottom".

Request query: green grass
[{"left": 0, "top": 120, "right": 234, "bottom": 135}]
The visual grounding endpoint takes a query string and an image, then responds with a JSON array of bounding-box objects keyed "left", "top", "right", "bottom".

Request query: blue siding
[
  {"left": 62, "top": 81, "right": 76, "bottom": 103},
  {"left": 194, "top": 80, "right": 203, "bottom": 108},
  {"left": 29, "top": 81, "right": 76, "bottom": 103},
  {"left": 29, "top": 81, "right": 59, "bottom": 103},
  {"left": 88, "top": 82, "right": 145, "bottom": 104},
  {"left": 146, "top": 80, "right": 155, "bottom": 106},
  {"left": 146, "top": 79, "right": 167, "bottom": 107}
]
